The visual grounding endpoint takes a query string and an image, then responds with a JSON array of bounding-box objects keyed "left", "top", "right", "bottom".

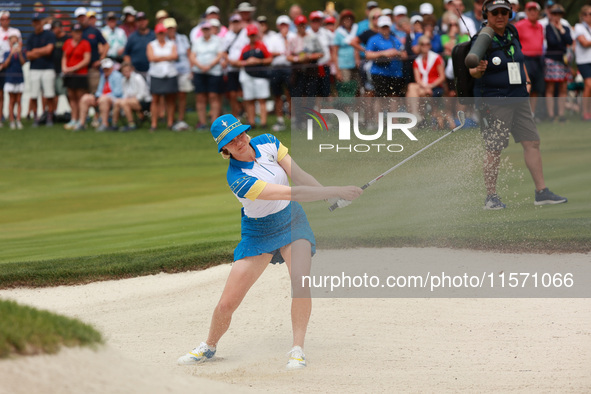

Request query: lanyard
[{"left": 492, "top": 31, "right": 515, "bottom": 61}]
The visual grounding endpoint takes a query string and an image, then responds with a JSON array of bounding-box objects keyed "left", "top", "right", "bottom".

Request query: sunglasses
[{"left": 490, "top": 9, "right": 510, "bottom": 16}]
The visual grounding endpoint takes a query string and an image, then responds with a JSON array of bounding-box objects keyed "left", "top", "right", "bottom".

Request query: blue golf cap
[{"left": 211, "top": 114, "right": 251, "bottom": 152}]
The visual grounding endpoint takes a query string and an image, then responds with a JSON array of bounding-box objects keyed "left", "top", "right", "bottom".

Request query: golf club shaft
[{"left": 329, "top": 111, "right": 465, "bottom": 212}]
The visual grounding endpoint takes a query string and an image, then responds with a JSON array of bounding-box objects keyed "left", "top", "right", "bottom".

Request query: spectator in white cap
[
  {"left": 392, "top": 6, "right": 408, "bottom": 42},
  {"left": 121, "top": 6, "right": 137, "bottom": 37},
  {"left": 190, "top": 6, "right": 228, "bottom": 42},
  {"left": 410, "top": 15, "right": 424, "bottom": 39},
  {"left": 0, "top": 10, "right": 21, "bottom": 127},
  {"left": 358, "top": 1, "right": 379, "bottom": 35},
  {"left": 366, "top": 15, "right": 408, "bottom": 98},
  {"left": 237, "top": 2, "right": 255, "bottom": 24},
  {"left": 209, "top": 18, "right": 222, "bottom": 36},
  {"left": 420, "top": 2, "right": 434, "bottom": 16},
  {"left": 76, "top": 7, "right": 109, "bottom": 95},
  {"left": 78, "top": 58, "right": 124, "bottom": 131},
  {"left": 265, "top": 15, "right": 294, "bottom": 131},
  {"left": 508, "top": 0, "right": 520, "bottom": 14},
  {"left": 190, "top": 20, "right": 224, "bottom": 129},
  {"left": 164, "top": 17, "right": 192, "bottom": 131}
]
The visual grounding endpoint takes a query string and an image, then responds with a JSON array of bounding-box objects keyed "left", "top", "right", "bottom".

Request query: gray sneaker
[
  {"left": 484, "top": 194, "right": 506, "bottom": 210},
  {"left": 534, "top": 188, "right": 567, "bottom": 206},
  {"left": 96, "top": 125, "right": 108, "bottom": 132}
]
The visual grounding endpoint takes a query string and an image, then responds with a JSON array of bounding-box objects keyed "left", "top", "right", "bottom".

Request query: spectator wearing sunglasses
[{"left": 468, "top": 0, "right": 567, "bottom": 210}]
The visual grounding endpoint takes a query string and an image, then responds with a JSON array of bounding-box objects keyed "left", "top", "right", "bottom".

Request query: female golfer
[{"left": 177, "top": 114, "right": 362, "bottom": 369}]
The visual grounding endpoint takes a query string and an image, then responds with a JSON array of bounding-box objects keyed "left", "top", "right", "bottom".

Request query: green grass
[
  {"left": 0, "top": 113, "right": 589, "bottom": 288},
  {"left": 0, "top": 299, "right": 102, "bottom": 358}
]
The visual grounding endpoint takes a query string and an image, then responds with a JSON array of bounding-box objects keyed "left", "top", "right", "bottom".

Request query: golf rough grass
[
  {"left": 0, "top": 113, "right": 589, "bottom": 288},
  {"left": 0, "top": 299, "right": 102, "bottom": 358}
]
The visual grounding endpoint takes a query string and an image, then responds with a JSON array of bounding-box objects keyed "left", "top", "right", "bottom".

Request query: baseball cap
[
  {"left": 101, "top": 58, "right": 115, "bottom": 69},
  {"left": 209, "top": 18, "right": 220, "bottom": 27},
  {"left": 366, "top": 1, "right": 379, "bottom": 9},
  {"left": 410, "top": 15, "right": 424, "bottom": 24},
  {"left": 393, "top": 5, "right": 408, "bottom": 15},
  {"left": 201, "top": 21, "right": 212, "bottom": 29},
  {"left": 525, "top": 1, "right": 541, "bottom": 9},
  {"left": 107, "top": 11, "right": 117, "bottom": 20},
  {"left": 72, "top": 23, "right": 83, "bottom": 31},
  {"left": 310, "top": 11, "right": 324, "bottom": 20},
  {"left": 136, "top": 11, "right": 147, "bottom": 20},
  {"left": 382, "top": 8, "right": 393, "bottom": 15},
  {"left": 211, "top": 114, "right": 251, "bottom": 152},
  {"left": 123, "top": 6, "right": 136, "bottom": 16},
  {"left": 155, "top": 10, "right": 168, "bottom": 19},
  {"left": 246, "top": 24, "right": 258, "bottom": 35},
  {"left": 276, "top": 15, "right": 291, "bottom": 26},
  {"left": 256, "top": 15, "right": 267, "bottom": 23},
  {"left": 32, "top": 13, "right": 45, "bottom": 21},
  {"left": 324, "top": 16, "right": 336, "bottom": 24},
  {"left": 154, "top": 23, "right": 166, "bottom": 33},
  {"left": 420, "top": 2, "right": 435, "bottom": 14},
  {"left": 294, "top": 15, "right": 307, "bottom": 25},
  {"left": 0, "top": 11, "right": 10, "bottom": 18},
  {"left": 377, "top": 15, "right": 392, "bottom": 27},
  {"left": 205, "top": 6, "right": 220, "bottom": 15},
  {"left": 340, "top": 9, "right": 355, "bottom": 19},
  {"left": 444, "top": 0, "right": 454, "bottom": 4},
  {"left": 508, "top": 0, "right": 519, "bottom": 5},
  {"left": 86, "top": 10, "right": 96, "bottom": 18},
  {"left": 229, "top": 14, "right": 242, "bottom": 22},
  {"left": 163, "top": 17, "right": 177, "bottom": 29},
  {"left": 486, "top": 0, "right": 512, "bottom": 11},
  {"left": 237, "top": 2, "right": 256, "bottom": 12},
  {"left": 74, "top": 7, "right": 87, "bottom": 17}
]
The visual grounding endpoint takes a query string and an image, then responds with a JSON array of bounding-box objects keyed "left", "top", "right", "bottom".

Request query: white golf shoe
[
  {"left": 177, "top": 342, "right": 216, "bottom": 365},
  {"left": 286, "top": 346, "right": 306, "bottom": 370}
]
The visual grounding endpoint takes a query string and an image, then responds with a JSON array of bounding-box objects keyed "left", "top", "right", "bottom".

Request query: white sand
[{"left": 1, "top": 248, "right": 590, "bottom": 393}]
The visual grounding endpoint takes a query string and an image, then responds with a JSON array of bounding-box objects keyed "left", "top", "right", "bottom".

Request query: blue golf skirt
[{"left": 234, "top": 202, "right": 316, "bottom": 264}]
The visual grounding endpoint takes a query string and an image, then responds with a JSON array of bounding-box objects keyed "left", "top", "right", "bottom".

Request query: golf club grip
[{"left": 328, "top": 201, "right": 339, "bottom": 211}]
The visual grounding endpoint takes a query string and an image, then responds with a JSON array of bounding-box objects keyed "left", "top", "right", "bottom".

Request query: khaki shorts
[
  {"left": 479, "top": 99, "right": 540, "bottom": 151},
  {"left": 29, "top": 69, "right": 56, "bottom": 98},
  {"left": 88, "top": 68, "right": 101, "bottom": 94}
]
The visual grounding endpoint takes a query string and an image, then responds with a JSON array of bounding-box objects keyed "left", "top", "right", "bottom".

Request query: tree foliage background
[{"left": 123, "top": 0, "right": 591, "bottom": 34}]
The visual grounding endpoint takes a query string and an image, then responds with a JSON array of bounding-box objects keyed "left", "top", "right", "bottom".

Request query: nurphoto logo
[{"left": 304, "top": 108, "right": 419, "bottom": 153}]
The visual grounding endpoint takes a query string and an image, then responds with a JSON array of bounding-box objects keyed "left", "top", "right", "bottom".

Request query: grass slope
[{"left": 0, "top": 299, "right": 102, "bottom": 357}]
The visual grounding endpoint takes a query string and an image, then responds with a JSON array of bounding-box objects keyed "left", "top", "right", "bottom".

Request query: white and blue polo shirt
[{"left": 227, "top": 134, "right": 289, "bottom": 218}]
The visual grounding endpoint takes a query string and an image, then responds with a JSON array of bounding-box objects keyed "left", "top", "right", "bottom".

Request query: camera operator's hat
[
  {"left": 211, "top": 114, "right": 251, "bottom": 152},
  {"left": 486, "top": 0, "right": 512, "bottom": 11}
]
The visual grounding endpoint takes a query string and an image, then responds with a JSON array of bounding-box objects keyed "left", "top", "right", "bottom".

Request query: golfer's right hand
[{"left": 338, "top": 186, "right": 363, "bottom": 201}]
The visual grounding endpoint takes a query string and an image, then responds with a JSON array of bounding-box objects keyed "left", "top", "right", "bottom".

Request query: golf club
[{"left": 329, "top": 110, "right": 466, "bottom": 212}]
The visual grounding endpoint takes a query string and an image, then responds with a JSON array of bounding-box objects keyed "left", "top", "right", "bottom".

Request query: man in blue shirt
[
  {"left": 123, "top": 12, "right": 155, "bottom": 75},
  {"left": 26, "top": 13, "right": 56, "bottom": 126},
  {"left": 366, "top": 16, "right": 407, "bottom": 97}
]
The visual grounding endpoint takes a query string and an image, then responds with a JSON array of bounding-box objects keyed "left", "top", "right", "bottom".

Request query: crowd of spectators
[{"left": 0, "top": 0, "right": 590, "bottom": 132}]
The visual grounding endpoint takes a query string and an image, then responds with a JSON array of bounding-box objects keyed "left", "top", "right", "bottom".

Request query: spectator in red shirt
[
  {"left": 515, "top": 1, "right": 545, "bottom": 116},
  {"left": 233, "top": 24, "right": 272, "bottom": 128},
  {"left": 406, "top": 35, "right": 451, "bottom": 129},
  {"left": 61, "top": 23, "right": 91, "bottom": 130}
]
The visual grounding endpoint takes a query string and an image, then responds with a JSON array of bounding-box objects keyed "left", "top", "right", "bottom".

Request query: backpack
[{"left": 451, "top": 24, "right": 520, "bottom": 103}]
